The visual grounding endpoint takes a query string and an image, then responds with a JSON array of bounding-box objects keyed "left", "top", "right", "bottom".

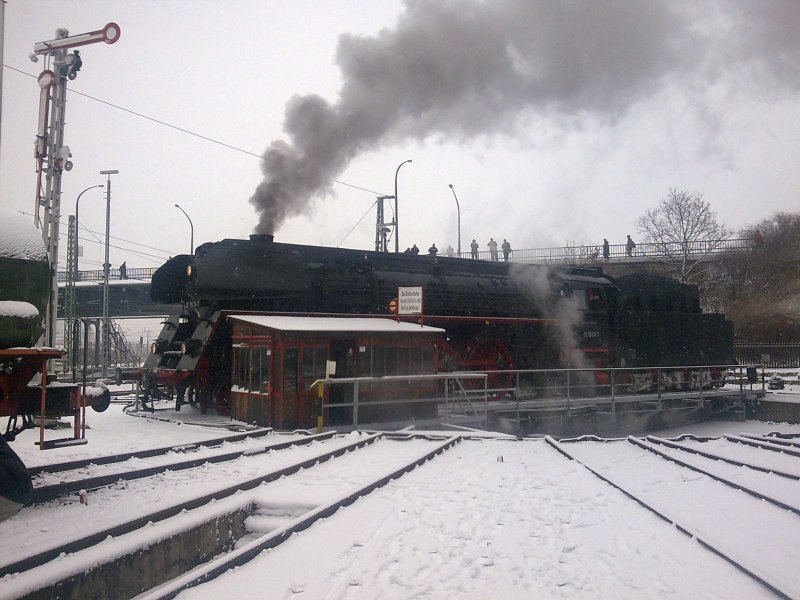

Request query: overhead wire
[
  {"left": 337, "top": 200, "right": 378, "bottom": 248},
  {"left": 4, "top": 64, "right": 387, "bottom": 197},
  {"left": 18, "top": 210, "right": 176, "bottom": 265}
]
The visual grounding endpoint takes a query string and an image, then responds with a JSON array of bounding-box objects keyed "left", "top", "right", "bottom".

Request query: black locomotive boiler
[{"left": 143, "top": 234, "right": 733, "bottom": 413}]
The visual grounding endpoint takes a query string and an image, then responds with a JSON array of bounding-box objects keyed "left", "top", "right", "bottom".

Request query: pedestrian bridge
[{"left": 58, "top": 238, "right": 753, "bottom": 285}]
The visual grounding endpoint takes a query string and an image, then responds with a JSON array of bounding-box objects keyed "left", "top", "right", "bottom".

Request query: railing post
[
  {"left": 698, "top": 369, "right": 704, "bottom": 403},
  {"left": 610, "top": 370, "right": 616, "bottom": 414},
  {"left": 566, "top": 369, "right": 571, "bottom": 415},
  {"left": 444, "top": 375, "right": 450, "bottom": 421},
  {"left": 484, "top": 376, "right": 488, "bottom": 427},
  {"left": 656, "top": 367, "right": 662, "bottom": 410},
  {"left": 515, "top": 371, "right": 520, "bottom": 423},
  {"left": 353, "top": 381, "right": 359, "bottom": 428}
]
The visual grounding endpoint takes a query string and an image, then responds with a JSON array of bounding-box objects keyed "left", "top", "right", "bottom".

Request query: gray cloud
[{"left": 251, "top": 0, "right": 800, "bottom": 234}]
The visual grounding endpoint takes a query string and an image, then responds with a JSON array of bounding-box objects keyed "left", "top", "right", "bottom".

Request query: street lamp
[
  {"left": 448, "top": 184, "right": 461, "bottom": 257},
  {"left": 73, "top": 184, "right": 104, "bottom": 279},
  {"left": 394, "top": 159, "right": 412, "bottom": 253},
  {"left": 174, "top": 203, "right": 194, "bottom": 255},
  {"left": 99, "top": 169, "right": 118, "bottom": 378}
]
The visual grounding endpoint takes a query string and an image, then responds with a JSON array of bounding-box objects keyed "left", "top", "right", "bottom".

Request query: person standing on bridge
[
  {"left": 470, "top": 239, "right": 479, "bottom": 259},
  {"left": 501, "top": 239, "right": 511, "bottom": 261},
  {"left": 602, "top": 239, "right": 610, "bottom": 260},
  {"left": 119, "top": 261, "right": 127, "bottom": 279},
  {"left": 428, "top": 243, "right": 438, "bottom": 257},
  {"left": 626, "top": 235, "right": 636, "bottom": 257},
  {"left": 488, "top": 238, "right": 499, "bottom": 261}
]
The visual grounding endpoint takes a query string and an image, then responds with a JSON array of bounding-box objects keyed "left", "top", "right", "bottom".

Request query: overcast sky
[{"left": 1, "top": 0, "right": 798, "bottom": 271}]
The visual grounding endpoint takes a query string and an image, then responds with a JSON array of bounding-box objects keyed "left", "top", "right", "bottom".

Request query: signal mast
[{"left": 30, "top": 23, "right": 120, "bottom": 349}]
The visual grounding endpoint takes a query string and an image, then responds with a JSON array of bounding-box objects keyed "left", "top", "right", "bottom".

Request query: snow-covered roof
[
  {"left": 0, "top": 209, "right": 47, "bottom": 262},
  {"left": 0, "top": 300, "right": 39, "bottom": 318},
  {"left": 229, "top": 314, "right": 444, "bottom": 334}
]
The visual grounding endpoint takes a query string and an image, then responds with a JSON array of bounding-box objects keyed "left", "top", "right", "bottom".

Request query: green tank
[{"left": 0, "top": 211, "right": 49, "bottom": 349}]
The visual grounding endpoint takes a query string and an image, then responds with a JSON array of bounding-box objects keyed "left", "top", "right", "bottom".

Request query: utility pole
[
  {"left": 100, "top": 169, "right": 119, "bottom": 378},
  {"left": 30, "top": 23, "right": 120, "bottom": 351},
  {"left": 375, "top": 195, "right": 394, "bottom": 252}
]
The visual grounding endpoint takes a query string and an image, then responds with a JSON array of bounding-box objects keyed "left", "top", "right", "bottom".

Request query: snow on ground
[{"left": 4, "top": 396, "right": 800, "bottom": 599}]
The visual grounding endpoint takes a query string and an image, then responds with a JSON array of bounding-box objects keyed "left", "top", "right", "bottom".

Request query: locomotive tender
[{"left": 143, "top": 234, "right": 734, "bottom": 416}]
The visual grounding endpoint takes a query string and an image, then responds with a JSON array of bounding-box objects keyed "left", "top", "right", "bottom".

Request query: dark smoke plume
[{"left": 251, "top": 0, "right": 800, "bottom": 234}]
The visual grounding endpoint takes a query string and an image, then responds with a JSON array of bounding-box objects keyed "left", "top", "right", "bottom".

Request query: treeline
[{"left": 701, "top": 212, "right": 800, "bottom": 342}]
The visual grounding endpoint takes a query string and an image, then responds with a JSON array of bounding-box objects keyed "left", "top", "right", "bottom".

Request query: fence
[
  {"left": 57, "top": 267, "right": 158, "bottom": 283},
  {"left": 735, "top": 343, "right": 800, "bottom": 368},
  {"left": 57, "top": 238, "right": 754, "bottom": 283},
  {"left": 310, "top": 373, "right": 489, "bottom": 429},
  {"left": 457, "top": 238, "right": 753, "bottom": 263},
  {"left": 310, "top": 364, "right": 756, "bottom": 430}
]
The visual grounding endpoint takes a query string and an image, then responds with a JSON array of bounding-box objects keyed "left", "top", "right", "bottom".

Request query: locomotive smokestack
[
  {"left": 249, "top": 234, "right": 274, "bottom": 243},
  {"left": 249, "top": 1, "right": 799, "bottom": 234}
]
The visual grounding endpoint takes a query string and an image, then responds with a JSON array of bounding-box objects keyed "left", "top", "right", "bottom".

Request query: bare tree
[{"left": 636, "top": 188, "right": 731, "bottom": 283}]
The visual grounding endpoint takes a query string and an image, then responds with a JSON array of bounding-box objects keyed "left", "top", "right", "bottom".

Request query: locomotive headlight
[
  {"left": 186, "top": 264, "right": 193, "bottom": 277},
  {"left": 180, "top": 342, "right": 188, "bottom": 355},
  {"left": 151, "top": 342, "right": 159, "bottom": 354}
]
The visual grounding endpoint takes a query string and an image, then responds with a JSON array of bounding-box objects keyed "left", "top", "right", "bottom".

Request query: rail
[
  {"left": 308, "top": 364, "right": 762, "bottom": 430},
  {"left": 57, "top": 266, "right": 158, "bottom": 283},
  {"left": 455, "top": 237, "right": 753, "bottom": 262},
  {"left": 56, "top": 237, "right": 755, "bottom": 283},
  {"left": 309, "top": 372, "right": 489, "bottom": 429},
  {"left": 463, "top": 363, "right": 763, "bottom": 418}
]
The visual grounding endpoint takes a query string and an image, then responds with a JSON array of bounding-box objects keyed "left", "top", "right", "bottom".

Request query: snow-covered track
[
  {"left": 644, "top": 435, "right": 800, "bottom": 480},
  {"left": 545, "top": 435, "right": 796, "bottom": 599},
  {"left": 737, "top": 433, "right": 800, "bottom": 449},
  {"left": 724, "top": 433, "right": 800, "bottom": 457},
  {"left": 136, "top": 435, "right": 460, "bottom": 600},
  {"left": 629, "top": 436, "right": 800, "bottom": 515},
  {"left": 29, "top": 427, "right": 275, "bottom": 475},
  {"left": 0, "top": 433, "right": 379, "bottom": 582},
  {"left": 30, "top": 431, "right": 334, "bottom": 504}
]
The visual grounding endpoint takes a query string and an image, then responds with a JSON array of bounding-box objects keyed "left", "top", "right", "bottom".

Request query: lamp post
[
  {"left": 99, "top": 169, "right": 118, "bottom": 378},
  {"left": 393, "top": 159, "right": 412, "bottom": 253},
  {"left": 174, "top": 203, "right": 194, "bottom": 255},
  {"left": 448, "top": 184, "right": 461, "bottom": 257},
  {"left": 73, "top": 184, "right": 104, "bottom": 280}
]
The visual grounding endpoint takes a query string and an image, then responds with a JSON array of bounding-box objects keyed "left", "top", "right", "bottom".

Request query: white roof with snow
[
  {"left": 0, "top": 209, "right": 47, "bottom": 262},
  {"left": 229, "top": 314, "right": 444, "bottom": 334}
]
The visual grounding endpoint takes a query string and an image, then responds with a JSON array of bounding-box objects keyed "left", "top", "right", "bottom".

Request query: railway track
[
  {"left": 28, "top": 427, "right": 275, "bottom": 476},
  {"left": 30, "top": 431, "right": 334, "bottom": 504},
  {"left": 547, "top": 435, "right": 800, "bottom": 599},
  {"left": 1, "top": 434, "right": 459, "bottom": 600}
]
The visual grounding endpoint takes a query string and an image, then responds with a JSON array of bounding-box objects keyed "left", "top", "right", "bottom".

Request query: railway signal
[{"left": 30, "top": 24, "right": 120, "bottom": 349}]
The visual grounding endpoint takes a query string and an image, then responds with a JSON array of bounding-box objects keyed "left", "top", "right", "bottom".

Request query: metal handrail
[
  {"left": 57, "top": 238, "right": 755, "bottom": 282},
  {"left": 309, "top": 372, "right": 489, "bottom": 429}
]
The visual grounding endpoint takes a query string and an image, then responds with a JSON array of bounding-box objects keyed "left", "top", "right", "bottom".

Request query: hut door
[
  {"left": 299, "top": 344, "right": 328, "bottom": 428},
  {"left": 282, "top": 348, "right": 299, "bottom": 428}
]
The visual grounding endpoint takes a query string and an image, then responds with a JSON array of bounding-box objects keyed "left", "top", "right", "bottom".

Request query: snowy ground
[{"left": 4, "top": 395, "right": 800, "bottom": 599}]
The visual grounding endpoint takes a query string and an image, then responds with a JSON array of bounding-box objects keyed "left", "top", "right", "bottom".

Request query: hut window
[
  {"left": 233, "top": 346, "right": 248, "bottom": 388},
  {"left": 250, "top": 348, "right": 271, "bottom": 393},
  {"left": 303, "top": 347, "right": 328, "bottom": 381},
  {"left": 284, "top": 349, "right": 299, "bottom": 394}
]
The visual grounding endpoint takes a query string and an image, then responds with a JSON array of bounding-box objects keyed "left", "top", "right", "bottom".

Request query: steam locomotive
[{"left": 142, "top": 234, "right": 734, "bottom": 412}]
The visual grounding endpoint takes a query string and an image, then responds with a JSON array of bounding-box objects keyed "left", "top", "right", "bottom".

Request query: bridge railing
[
  {"left": 58, "top": 267, "right": 159, "bottom": 283},
  {"left": 456, "top": 237, "right": 753, "bottom": 262},
  {"left": 57, "top": 238, "right": 754, "bottom": 282}
]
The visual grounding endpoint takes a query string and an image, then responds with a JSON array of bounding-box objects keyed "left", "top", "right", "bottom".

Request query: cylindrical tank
[{"left": 0, "top": 210, "right": 49, "bottom": 348}]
